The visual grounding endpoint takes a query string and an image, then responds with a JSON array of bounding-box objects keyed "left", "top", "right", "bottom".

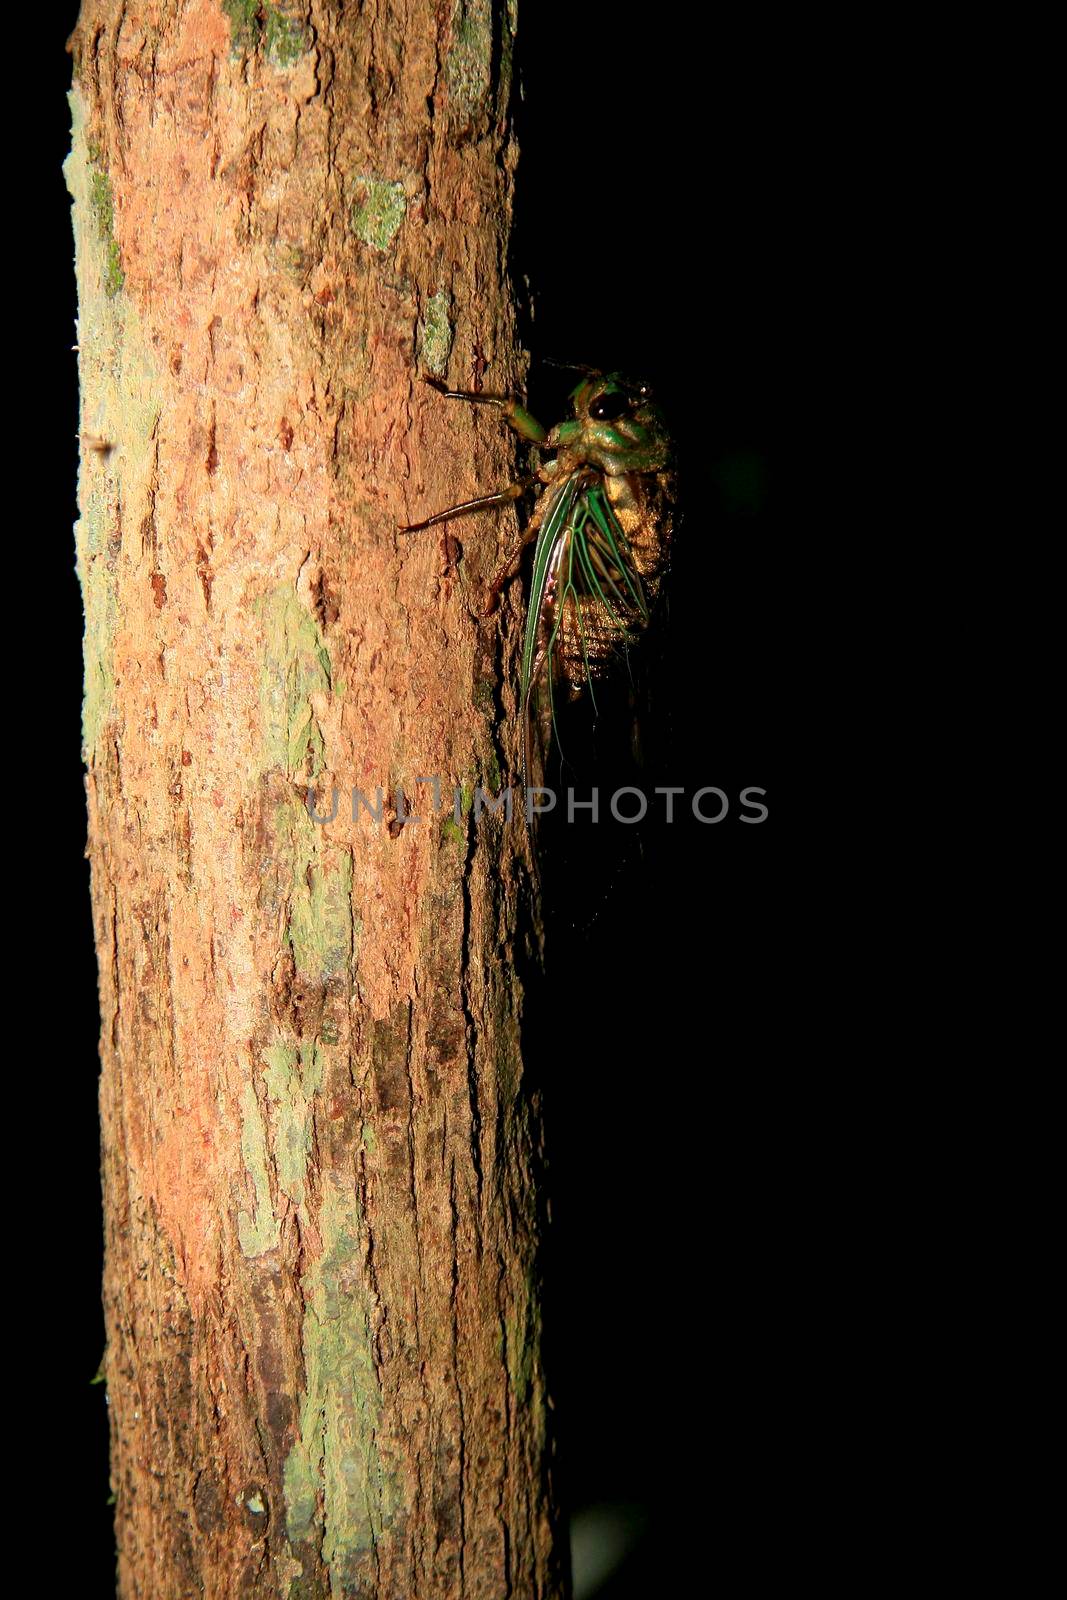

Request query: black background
[{"left": 38, "top": 6, "right": 835, "bottom": 1594}]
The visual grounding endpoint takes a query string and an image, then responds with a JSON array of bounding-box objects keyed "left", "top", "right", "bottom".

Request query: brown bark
[{"left": 67, "top": 3, "right": 563, "bottom": 1596}]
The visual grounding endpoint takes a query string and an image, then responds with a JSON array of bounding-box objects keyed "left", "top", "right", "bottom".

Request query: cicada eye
[{"left": 590, "top": 391, "right": 630, "bottom": 422}]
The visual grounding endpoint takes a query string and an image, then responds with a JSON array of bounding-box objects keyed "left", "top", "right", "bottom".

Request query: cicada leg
[
  {"left": 398, "top": 479, "right": 534, "bottom": 534},
  {"left": 397, "top": 376, "right": 549, "bottom": 532},
  {"left": 421, "top": 375, "right": 547, "bottom": 444}
]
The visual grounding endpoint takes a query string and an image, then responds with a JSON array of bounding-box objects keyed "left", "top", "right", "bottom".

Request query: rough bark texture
[{"left": 67, "top": 3, "right": 563, "bottom": 1596}]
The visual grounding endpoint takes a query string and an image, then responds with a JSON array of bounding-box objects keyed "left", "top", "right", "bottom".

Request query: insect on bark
[{"left": 399, "top": 369, "right": 676, "bottom": 813}]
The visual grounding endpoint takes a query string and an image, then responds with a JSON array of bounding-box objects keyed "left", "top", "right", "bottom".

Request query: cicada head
[{"left": 551, "top": 373, "right": 672, "bottom": 475}]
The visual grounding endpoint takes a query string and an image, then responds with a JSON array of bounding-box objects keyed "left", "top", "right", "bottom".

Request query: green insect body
[{"left": 400, "top": 370, "right": 675, "bottom": 806}]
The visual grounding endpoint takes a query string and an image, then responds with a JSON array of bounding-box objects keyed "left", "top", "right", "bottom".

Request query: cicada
[{"left": 400, "top": 369, "right": 675, "bottom": 804}]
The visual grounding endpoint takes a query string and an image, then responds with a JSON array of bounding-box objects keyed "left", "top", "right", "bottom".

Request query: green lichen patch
[
  {"left": 222, "top": 0, "right": 261, "bottom": 52},
  {"left": 445, "top": 0, "right": 493, "bottom": 122},
  {"left": 66, "top": 92, "right": 163, "bottom": 760},
  {"left": 264, "top": 3, "right": 308, "bottom": 66},
  {"left": 223, "top": 2, "right": 309, "bottom": 65},
  {"left": 350, "top": 178, "right": 406, "bottom": 253},
  {"left": 258, "top": 586, "right": 332, "bottom": 779},
  {"left": 285, "top": 822, "right": 353, "bottom": 982},
  {"left": 267, "top": 787, "right": 355, "bottom": 995},
  {"left": 418, "top": 289, "right": 453, "bottom": 376},
  {"left": 262, "top": 1043, "right": 323, "bottom": 1204},
  {"left": 237, "top": 1081, "right": 281, "bottom": 1256},
  {"left": 239, "top": 1041, "right": 332, "bottom": 1257},
  {"left": 283, "top": 1179, "right": 401, "bottom": 1580},
  {"left": 81, "top": 601, "right": 118, "bottom": 757},
  {"left": 89, "top": 168, "right": 113, "bottom": 232},
  {"left": 440, "top": 815, "right": 465, "bottom": 847},
  {"left": 498, "top": 0, "right": 518, "bottom": 111},
  {"left": 103, "top": 239, "right": 124, "bottom": 298},
  {"left": 89, "top": 167, "right": 124, "bottom": 298}
]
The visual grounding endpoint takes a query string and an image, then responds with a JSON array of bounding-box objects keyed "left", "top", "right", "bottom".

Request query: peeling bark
[{"left": 67, "top": 3, "right": 563, "bottom": 1595}]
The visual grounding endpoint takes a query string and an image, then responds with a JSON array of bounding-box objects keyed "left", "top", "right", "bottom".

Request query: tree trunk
[{"left": 66, "top": 3, "right": 563, "bottom": 1595}]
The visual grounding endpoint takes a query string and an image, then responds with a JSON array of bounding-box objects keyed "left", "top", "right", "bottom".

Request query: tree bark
[{"left": 67, "top": 3, "right": 563, "bottom": 1595}]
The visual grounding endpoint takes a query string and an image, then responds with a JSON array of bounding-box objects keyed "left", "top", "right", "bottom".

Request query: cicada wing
[
  {"left": 519, "top": 473, "right": 581, "bottom": 804},
  {"left": 538, "top": 482, "right": 652, "bottom": 720},
  {"left": 520, "top": 472, "right": 673, "bottom": 829}
]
